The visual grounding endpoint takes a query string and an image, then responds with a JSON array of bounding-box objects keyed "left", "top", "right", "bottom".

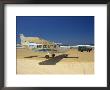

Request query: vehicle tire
[
  {"left": 45, "top": 55, "right": 49, "bottom": 59},
  {"left": 52, "top": 54, "right": 55, "bottom": 58}
]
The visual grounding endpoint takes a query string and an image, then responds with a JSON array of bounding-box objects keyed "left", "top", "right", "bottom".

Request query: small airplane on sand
[{"left": 19, "top": 34, "right": 69, "bottom": 59}]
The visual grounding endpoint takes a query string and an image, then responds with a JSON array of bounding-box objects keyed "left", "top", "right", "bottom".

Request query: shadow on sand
[
  {"left": 24, "top": 56, "right": 38, "bottom": 58},
  {"left": 39, "top": 54, "right": 78, "bottom": 65}
]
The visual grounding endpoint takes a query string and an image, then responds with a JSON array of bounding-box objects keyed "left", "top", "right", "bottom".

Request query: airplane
[{"left": 19, "top": 34, "right": 69, "bottom": 59}]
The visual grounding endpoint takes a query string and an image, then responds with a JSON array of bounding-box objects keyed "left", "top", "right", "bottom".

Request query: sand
[{"left": 16, "top": 48, "right": 94, "bottom": 74}]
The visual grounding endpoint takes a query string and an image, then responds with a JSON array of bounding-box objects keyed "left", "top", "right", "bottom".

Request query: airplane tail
[{"left": 20, "top": 34, "right": 25, "bottom": 45}]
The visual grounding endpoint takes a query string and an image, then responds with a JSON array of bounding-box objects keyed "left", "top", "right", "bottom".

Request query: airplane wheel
[
  {"left": 64, "top": 54, "right": 68, "bottom": 58},
  {"left": 52, "top": 54, "right": 55, "bottom": 58},
  {"left": 45, "top": 55, "right": 49, "bottom": 59}
]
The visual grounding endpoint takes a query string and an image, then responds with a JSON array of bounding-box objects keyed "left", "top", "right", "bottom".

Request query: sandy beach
[{"left": 16, "top": 48, "right": 94, "bottom": 74}]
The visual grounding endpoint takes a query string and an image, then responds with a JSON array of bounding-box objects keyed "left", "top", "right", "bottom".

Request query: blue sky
[{"left": 16, "top": 16, "right": 94, "bottom": 45}]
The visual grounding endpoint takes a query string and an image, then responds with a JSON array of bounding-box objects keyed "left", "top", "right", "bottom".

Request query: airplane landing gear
[
  {"left": 52, "top": 54, "right": 55, "bottom": 58},
  {"left": 64, "top": 54, "right": 68, "bottom": 58},
  {"left": 45, "top": 55, "right": 49, "bottom": 59}
]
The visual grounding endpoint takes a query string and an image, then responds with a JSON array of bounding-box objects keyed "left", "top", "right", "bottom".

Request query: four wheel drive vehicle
[{"left": 78, "top": 46, "right": 92, "bottom": 52}]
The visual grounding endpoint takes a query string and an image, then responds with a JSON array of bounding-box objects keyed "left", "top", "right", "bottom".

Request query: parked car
[{"left": 78, "top": 46, "right": 92, "bottom": 52}]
